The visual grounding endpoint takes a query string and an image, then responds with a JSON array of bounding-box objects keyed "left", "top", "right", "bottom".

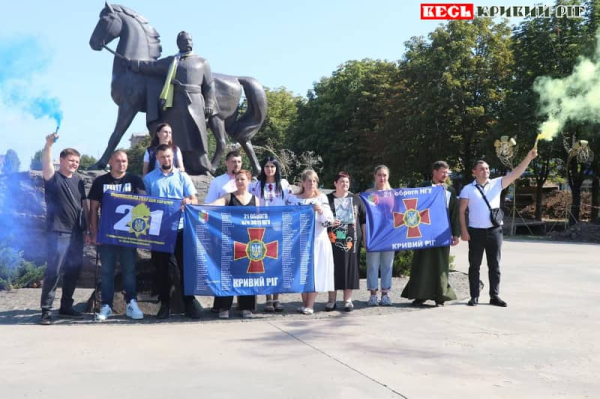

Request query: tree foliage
[
  {"left": 30, "top": 150, "right": 43, "bottom": 171},
  {"left": 125, "top": 135, "right": 151, "bottom": 176},
  {"left": 253, "top": 87, "right": 303, "bottom": 150},
  {"left": 290, "top": 59, "right": 402, "bottom": 190},
  {"left": 2, "top": 149, "right": 20, "bottom": 174},
  {"left": 79, "top": 154, "right": 98, "bottom": 170}
]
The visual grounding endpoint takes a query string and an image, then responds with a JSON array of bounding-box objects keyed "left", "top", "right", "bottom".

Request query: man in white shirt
[
  {"left": 204, "top": 150, "right": 243, "bottom": 312},
  {"left": 204, "top": 150, "right": 243, "bottom": 203},
  {"left": 459, "top": 147, "right": 537, "bottom": 307}
]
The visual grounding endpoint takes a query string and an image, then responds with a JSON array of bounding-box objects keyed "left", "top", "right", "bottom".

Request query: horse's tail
[{"left": 229, "top": 77, "right": 267, "bottom": 141}]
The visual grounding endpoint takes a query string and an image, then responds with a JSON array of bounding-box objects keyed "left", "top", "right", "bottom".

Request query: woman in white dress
[
  {"left": 250, "top": 156, "right": 292, "bottom": 312},
  {"left": 286, "top": 170, "right": 334, "bottom": 315}
]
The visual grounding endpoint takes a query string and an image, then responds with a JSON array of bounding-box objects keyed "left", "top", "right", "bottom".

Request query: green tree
[
  {"left": 291, "top": 59, "right": 402, "bottom": 190},
  {"left": 253, "top": 87, "right": 302, "bottom": 151},
  {"left": 399, "top": 18, "right": 513, "bottom": 181},
  {"left": 30, "top": 150, "right": 43, "bottom": 171},
  {"left": 125, "top": 135, "right": 151, "bottom": 176},
  {"left": 505, "top": 0, "right": 591, "bottom": 221},
  {"left": 79, "top": 154, "right": 98, "bottom": 170},
  {"left": 2, "top": 149, "right": 20, "bottom": 174}
]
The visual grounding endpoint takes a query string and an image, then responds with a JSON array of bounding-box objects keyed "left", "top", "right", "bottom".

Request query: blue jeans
[
  {"left": 366, "top": 251, "right": 394, "bottom": 291},
  {"left": 40, "top": 231, "right": 83, "bottom": 311},
  {"left": 98, "top": 244, "right": 138, "bottom": 307}
]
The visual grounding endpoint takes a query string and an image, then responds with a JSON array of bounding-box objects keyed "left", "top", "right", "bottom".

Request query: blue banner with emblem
[
  {"left": 97, "top": 191, "right": 182, "bottom": 253},
  {"left": 183, "top": 205, "right": 315, "bottom": 296},
  {"left": 359, "top": 186, "right": 451, "bottom": 252}
]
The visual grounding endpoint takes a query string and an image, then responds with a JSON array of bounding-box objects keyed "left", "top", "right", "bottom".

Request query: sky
[{"left": 0, "top": 0, "right": 550, "bottom": 169}]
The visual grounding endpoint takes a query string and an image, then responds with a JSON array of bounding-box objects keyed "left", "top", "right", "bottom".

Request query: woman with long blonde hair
[{"left": 286, "top": 170, "right": 334, "bottom": 314}]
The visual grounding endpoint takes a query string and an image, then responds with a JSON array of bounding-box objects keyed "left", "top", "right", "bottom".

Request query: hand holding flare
[{"left": 534, "top": 132, "right": 550, "bottom": 149}]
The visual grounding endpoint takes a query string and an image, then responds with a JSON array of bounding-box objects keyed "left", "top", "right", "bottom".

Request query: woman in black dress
[
  {"left": 326, "top": 171, "right": 366, "bottom": 312},
  {"left": 209, "top": 169, "right": 258, "bottom": 319}
]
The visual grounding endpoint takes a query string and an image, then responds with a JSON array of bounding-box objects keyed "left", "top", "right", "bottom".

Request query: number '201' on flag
[
  {"left": 97, "top": 191, "right": 182, "bottom": 253},
  {"left": 359, "top": 186, "right": 451, "bottom": 252}
]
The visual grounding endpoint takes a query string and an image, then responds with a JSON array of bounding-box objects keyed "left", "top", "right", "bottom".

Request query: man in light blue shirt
[{"left": 144, "top": 144, "right": 200, "bottom": 319}]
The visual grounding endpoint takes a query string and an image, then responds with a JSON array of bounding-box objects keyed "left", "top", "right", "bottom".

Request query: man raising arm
[{"left": 459, "top": 147, "right": 537, "bottom": 307}]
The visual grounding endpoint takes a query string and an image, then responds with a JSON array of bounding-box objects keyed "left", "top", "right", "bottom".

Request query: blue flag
[
  {"left": 98, "top": 191, "right": 182, "bottom": 253},
  {"left": 183, "top": 205, "right": 315, "bottom": 296},
  {"left": 360, "top": 186, "right": 451, "bottom": 252}
]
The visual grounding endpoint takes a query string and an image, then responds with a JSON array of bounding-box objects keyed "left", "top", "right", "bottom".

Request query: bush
[
  {"left": 359, "top": 249, "right": 455, "bottom": 278},
  {"left": 0, "top": 243, "right": 45, "bottom": 291},
  {"left": 359, "top": 249, "right": 413, "bottom": 278}
]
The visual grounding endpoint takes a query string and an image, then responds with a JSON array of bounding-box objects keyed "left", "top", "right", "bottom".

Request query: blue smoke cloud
[{"left": 0, "top": 36, "right": 63, "bottom": 127}]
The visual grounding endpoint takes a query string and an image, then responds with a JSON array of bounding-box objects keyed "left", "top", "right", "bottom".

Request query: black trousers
[
  {"left": 152, "top": 230, "right": 194, "bottom": 304},
  {"left": 41, "top": 231, "right": 83, "bottom": 311},
  {"left": 468, "top": 226, "right": 502, "bottom": 299},
  {"left": 213, "top": 295, "right": 256, "bottom": 311}
]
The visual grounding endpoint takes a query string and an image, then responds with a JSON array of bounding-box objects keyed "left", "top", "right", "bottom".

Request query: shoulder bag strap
[{"left": 474, "top": 184, "right": 493, "bottom": 211}]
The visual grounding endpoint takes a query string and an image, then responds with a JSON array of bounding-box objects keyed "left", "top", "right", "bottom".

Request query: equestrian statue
[{"left": 88, "top": 2, "right": 267, "bottom": 175}]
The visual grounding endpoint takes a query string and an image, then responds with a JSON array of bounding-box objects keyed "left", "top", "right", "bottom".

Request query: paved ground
[{"left": 1, "top": 239, "right": 598, "bottom": 398}]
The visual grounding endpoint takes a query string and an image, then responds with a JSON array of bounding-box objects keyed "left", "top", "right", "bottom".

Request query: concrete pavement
[{"left": 1, "top": 239, "right": 598, "bottom": 398}]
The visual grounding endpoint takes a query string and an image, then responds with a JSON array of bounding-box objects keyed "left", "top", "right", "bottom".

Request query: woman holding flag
[
  {"left": 209, "top": 169, "right": 258, "bottom": 319},
  {"left": 286, "top": 170, "right": 334, "bottom": 315},
  {"left": 250, "top": 156, "right": 292, "bottom": 312},
  {"left": 364, "top": 165, "right": 395, "bottom": 307}
]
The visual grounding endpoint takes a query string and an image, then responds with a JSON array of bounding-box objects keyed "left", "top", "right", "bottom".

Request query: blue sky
[{"left": 0, "top": 0, "right": 544, "bottom": 168}]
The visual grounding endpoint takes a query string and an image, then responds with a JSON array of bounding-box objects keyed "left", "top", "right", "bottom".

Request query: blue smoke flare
[{"left": 0, "top": 36, "right": 63, "bottom": 127}]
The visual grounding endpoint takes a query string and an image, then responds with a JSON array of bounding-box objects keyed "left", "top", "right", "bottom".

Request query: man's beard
[{"left": 161, "top": 163, "right": 172, "bottom": 170}]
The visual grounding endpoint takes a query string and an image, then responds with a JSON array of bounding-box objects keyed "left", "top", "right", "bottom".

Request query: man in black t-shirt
[
  {"left": 40, "top": 133, "right": 89, "bottom": 325},
  {"left": 89, "top": 150, "right": 146, "bottom": 321}
]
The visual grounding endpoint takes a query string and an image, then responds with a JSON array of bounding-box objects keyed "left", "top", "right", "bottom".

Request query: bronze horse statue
[{"left": 88, "top": 2, "right": 266, "bottom": 174}]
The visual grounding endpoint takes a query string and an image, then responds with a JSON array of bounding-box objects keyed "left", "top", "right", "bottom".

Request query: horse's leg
[
  {"left": 182, "top": 150, "right": 212, "bottom": 176},
  {"left": 239, "top": 139, "right": 260, "bottom": 176},
  {"left": 208, "top": 116, "right": 227, "bottom": 171},
  {"left": 88, "top": 104, "right": 138, "bottom": 170}
]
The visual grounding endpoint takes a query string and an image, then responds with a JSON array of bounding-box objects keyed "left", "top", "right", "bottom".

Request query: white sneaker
[
  {"left": 367, "top": 295, "right": 379, "bottom": 306},
  {"left": 126, "top": 299, "right": 144, "bottom": 320},
  {"left": 96, "top": 305, "right": 112, "bottom": 321},
  {"left": 219, "top": 310, "right": 230, "bottom": 319},
  {"left": 380, "top": 294, "right": 393, "bottom": 306},
  {"left": 242, "top": 310, "right": 253, "bottom": 319}
]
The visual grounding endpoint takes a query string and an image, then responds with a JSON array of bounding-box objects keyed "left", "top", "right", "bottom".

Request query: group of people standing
[{"left": 38, "top": 124, "right": 538, "bottom": 325}]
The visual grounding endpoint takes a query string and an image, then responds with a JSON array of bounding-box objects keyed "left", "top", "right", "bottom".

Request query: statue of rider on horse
[{"left": 88, "top": 2, "right": 267, "bottom": 175}]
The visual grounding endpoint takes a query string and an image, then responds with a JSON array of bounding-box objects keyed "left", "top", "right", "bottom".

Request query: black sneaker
[
  {"left": 156, "top": 302, "right": 170, "bottom": 319},
  {"left": 40, "top": 310, "right": 52, "bottom": 325},
  {"left": 58, "top": 307, "right": 85, "bottom": 319},
  {"left": 467, "top": 297, "right": 479, "bottom": 306},
  {"left": 490, "top": 297, "right": 508, "bottom": 307},
  {"left": 185, "top": 298, "right": 202, "bottom": 319}
]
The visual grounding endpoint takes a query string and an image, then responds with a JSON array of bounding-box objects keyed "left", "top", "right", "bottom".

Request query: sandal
[
  {"left": 264, "top": 300, "right": 275, "bottom": 313},
  {"left": 273, "top": 300, "right": 284, "bottom": 312},
  {"left": 325, "top": 301, "right": 337, "bottom": 312}
]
